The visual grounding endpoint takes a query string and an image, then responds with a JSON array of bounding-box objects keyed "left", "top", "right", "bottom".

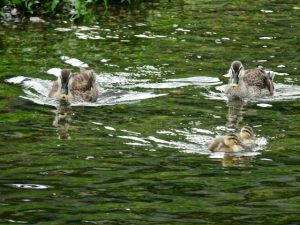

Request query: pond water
[{"left": 1, "top": 1, "right": 300, "bottom": 224}]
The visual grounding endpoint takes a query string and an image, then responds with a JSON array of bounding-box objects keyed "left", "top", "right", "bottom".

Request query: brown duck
[
  {"left": 48, "top": 68, "right": 98, "bottom": 102},
  {"left": 225, "top": 61, "right": 275, "bottom": 98}
]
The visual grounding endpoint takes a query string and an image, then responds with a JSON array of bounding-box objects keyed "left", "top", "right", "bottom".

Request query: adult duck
[
  {"left": 225, "top": 61, "right": 275, "bottom": 98},
  {"left": 48, "top": 68, "right": 98, "bottom": 102}
]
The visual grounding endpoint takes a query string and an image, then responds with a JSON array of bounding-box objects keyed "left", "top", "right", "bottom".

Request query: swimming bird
[
  {"left": 208, "top": 133, "right": 244, "bottom": 153},
  {"left": 238, "top": 126, "right": 255, "bottom": 145},
  {"left": 225, "top": 61, "right": 275, "bottom": 98},
  {"left": 48, "top": 68, "right": 98, "bottom": 102}
]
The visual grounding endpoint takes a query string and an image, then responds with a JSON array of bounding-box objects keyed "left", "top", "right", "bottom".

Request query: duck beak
[
  {"left": 231, "top": 74, "right": 239, "bottom": 87},
  {"left": 60, "top": 85, "right": 69, "bottom": 101}
]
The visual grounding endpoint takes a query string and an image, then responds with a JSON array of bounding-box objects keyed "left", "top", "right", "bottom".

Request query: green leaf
[
  {"left": 103, "top": 0, "right": 108, "bottom": 10},
  {"left": 12, "top": 0, "right": 21, "bottom": 4},
  {"left": 51, "top": 0, "right": 59, "bottom": 12}
]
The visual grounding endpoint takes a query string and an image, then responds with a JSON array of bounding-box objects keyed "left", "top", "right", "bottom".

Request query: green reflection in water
[{"left": 0, "top": 0, "right": 300, "bottom": 224}]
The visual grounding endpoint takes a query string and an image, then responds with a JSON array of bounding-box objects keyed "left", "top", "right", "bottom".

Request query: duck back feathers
[
  {"left": 48, "top": 68, "right": 98, "bottom": 102},
  {"left": 243, "top": 68, "right": 274, "bottom": 95}
]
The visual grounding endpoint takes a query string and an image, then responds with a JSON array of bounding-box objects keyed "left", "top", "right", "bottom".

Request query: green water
[{"left": 1, "top": 1, "right": 300, "bottom": 224}]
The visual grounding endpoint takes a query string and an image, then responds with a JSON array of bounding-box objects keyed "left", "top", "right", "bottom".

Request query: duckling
[
  {"left": 225, "top": 61, "right": 275, "bottom": 98},
  {"left": 48, "top": 68, "right": 98, "bottom": 102},
  {"left": 208, "top": 133, "right": 244, "bottom": 153},
  {"left": 238, "top": 126, "right": 255, "bottom": 145}
]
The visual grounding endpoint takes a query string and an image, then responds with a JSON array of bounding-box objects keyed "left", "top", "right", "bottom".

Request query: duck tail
[{"left": 89, "top": 70, "right": 96, "bottom": 85}]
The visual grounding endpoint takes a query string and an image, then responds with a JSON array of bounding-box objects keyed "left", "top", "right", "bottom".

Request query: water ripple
[
  {"left": 6, "top": 74, "right": 166, "bottom": 107},
  {"left": 108, "top": 125, "right": 268, "bottom": 162},
  {"left": 8, "top": 184, "right": 50, "bottom": 189}
]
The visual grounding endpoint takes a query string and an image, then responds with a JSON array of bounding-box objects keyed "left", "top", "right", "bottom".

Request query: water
[{"left": 1, "top": 1, "right": 300, "bottom": 224}]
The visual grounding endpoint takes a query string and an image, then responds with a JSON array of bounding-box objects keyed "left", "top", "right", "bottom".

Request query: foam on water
[
  {"left": 6, "top": 53, "right": 223, "bottom": 107},
  {"left": 60, "top": 56, "right": 89, "bottom": 68},
  {"left": 105, "top": 124, "right": 268, "bottom": 160},
  {"left": 6, "top": 74, "right": 167, "bottom": 107},
  {"left": 8, "top": 184, "right": 50, "bottom": 189},
  {"left": 46, "top": 68, "right": 61, "bottom": 77},
  {"left": 128, "top": 76, "right": 221, "bottom": 89}
]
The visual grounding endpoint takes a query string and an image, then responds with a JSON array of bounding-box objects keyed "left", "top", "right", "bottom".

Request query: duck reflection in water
[
  {"left": 226, "top": 98, "right": 246, "bottom": 129},
  {"left": 221, "top": 154, "right": 253, "bottom": 167},
  {"left": 53, "top": 101, "right": 72, "bottom": 140}
]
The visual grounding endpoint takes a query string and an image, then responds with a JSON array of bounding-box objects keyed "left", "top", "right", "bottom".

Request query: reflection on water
[
  {"left": 102, "top": 121, "right": 268, "bottom": 166},
  {"left": 53, "top": 101, "right": 72, "bottom": 140},
  {"left": 6, "top": 62, "right": 269, "bottom": 155},
  {"left": 1, "top": 0, "right": 300, "bottom": 224},
  {"left": 6, "top": 56, "right": 222, "bottom": 107},
  {"left": 6, "top": 72, "right": 167, "bottom": 107},
  {"left": 226, "top": 99, "right": 246, "bottom": 128},
  {"left": 221, "top": 154, "right": 253, "bottom": 167}
]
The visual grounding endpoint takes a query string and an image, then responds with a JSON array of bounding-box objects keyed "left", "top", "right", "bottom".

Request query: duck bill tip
[
  {"left": 231, "top": 83, "right": 239, "bottom": 88},
  {"left": 60, "top": 94, "right": 68, "bottom": 101}
]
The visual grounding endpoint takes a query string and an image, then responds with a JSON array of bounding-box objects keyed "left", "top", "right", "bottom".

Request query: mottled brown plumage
[
  {"left": 48, "top": 68, "right": 98, "bottom": 102},
  {"left": 225, "top": 61, "right": 275, "bottom": 98}
]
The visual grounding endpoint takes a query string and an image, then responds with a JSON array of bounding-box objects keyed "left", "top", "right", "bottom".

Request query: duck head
[
  {"left": 59, "top": 70, "right": 71, "bottom": 101},
  {"left": 224, "top": 133, "right": 243, "bottom": 152},
  {"left": 229, "top": 61, "right": 245, "bottom": 87},
  {"left": 240, "top": 126, "right": 254, "bottom": 143}
]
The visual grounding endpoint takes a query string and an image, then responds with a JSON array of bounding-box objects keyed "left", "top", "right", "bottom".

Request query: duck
[
  {"left": 208, "top": 133, "right": 244, "bottom": 153},
  {"left": 238, "top": 126, "right": 255, "bottom": 145},
  {"left": 48, "top": 68, "right": 98, "bottom": 102},
  {"left": 225, "top": 61, "right": 275, "bottom": 98}
]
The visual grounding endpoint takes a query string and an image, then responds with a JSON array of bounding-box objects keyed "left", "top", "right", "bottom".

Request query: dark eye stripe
[
  {"left": 243, "top": 126, "right": 253, "bottom": 135},
  {"left": 227, "top": 134, "right": 239, "bottom": 141},
  {"left": 243, "top": 129, "right": 252, "bottom": 136}
]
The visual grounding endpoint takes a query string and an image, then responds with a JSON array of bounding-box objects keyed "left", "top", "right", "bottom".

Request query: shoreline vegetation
[{"left": 0, "top": 0, "right": 141, "bottom": 22}]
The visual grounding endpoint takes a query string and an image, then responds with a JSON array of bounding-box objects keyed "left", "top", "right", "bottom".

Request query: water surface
[{"left": 0, "top": 1, "right": 300, "bottom": 224}]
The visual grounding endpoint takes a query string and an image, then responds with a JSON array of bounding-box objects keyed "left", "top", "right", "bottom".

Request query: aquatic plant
[{"left": 0, "top": 0, "right": 135, "bottom": 21}]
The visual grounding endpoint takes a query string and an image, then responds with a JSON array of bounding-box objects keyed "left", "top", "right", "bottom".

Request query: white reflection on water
[
  {"left": 6, "top": 55, "right": 222, "bottom": 107},
  {"left": 94, "top": 121, "right": 268, "bottom": 163},
  {"left": 8, "top": 184, "right": 50, "bottom": 189},
  {"left": 60, "top": 56, "right": 89, "bottom": 68},
  {"left": 134, "top": 34, "right": 167, "bottom": 39},
  {"left": 6, "top": 73, "right": 166, "bottom": 107},
  {"left": 2, "top": 219, "right": 28, "bottom": 224},
  {"left": 54, "top": 24, "right": 195, "bottom": 42},
  {"left": 7, "top": 71, "right": 221, "bottom": 106},
  {"left": 127, "top": 76, "right": 221, "bottom": 89}
]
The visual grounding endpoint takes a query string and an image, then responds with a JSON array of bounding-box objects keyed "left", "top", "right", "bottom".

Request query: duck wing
[
  {"left": 243, "top": 69, "right": 274, "bottom": 95},
  {"left": 70, "top": 70, "right": 96, "bottom": 92},
  {"left": 69, "top": 69, "right": 98, "bottom": 101}
]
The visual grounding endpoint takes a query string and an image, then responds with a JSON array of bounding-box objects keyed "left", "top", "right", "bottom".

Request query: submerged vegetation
[{"left": 0, "top": 0, "right": 136, "bottom": 21}]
